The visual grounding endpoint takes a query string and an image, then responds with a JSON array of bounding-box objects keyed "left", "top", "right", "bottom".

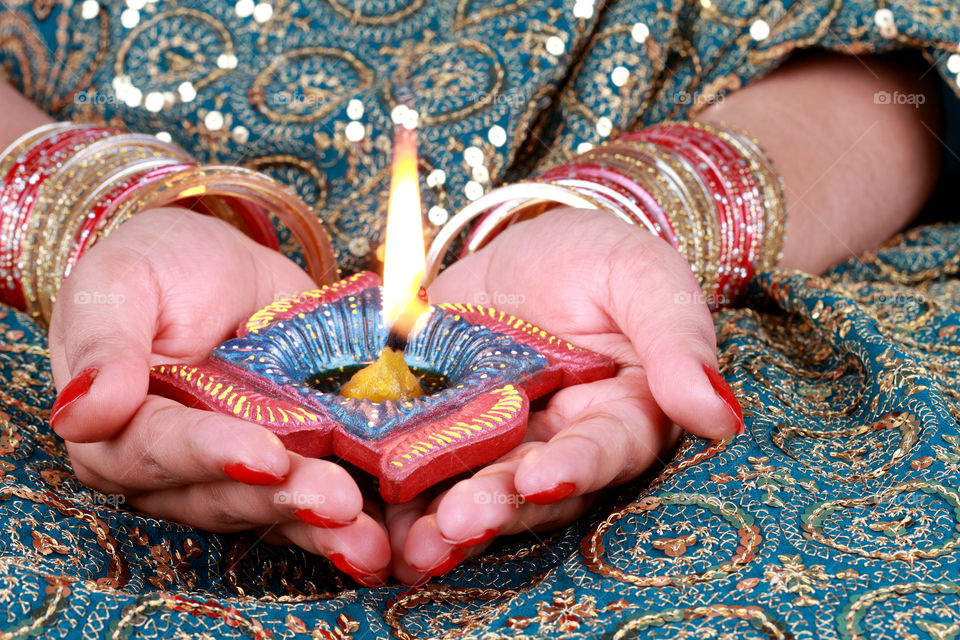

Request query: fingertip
[
  {"left": 51, "top": 361, "right": 148, "bottom": 442},
  {"left": 647, "top": 355, "right": 742, "bottom": 438},
  {"left": 702, "top": 364, "right": 745, "bottom": 435},
  {"left": 319, "top": 513, "right": 392, "bottom": 578},
  {"left": 188, "top": 413, "right": 291, "bottom": 484}
]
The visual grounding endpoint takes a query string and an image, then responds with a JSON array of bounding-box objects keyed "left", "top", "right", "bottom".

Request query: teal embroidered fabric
[{"left": 0, "top": 0, "right": 958, "bottom": 637}]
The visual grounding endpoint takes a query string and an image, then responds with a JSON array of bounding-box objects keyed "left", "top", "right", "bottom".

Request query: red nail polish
[
  {"left": 522, "top": 482, "right": 576, "bottom": 505},
  {"left": 412, "top": 548, "right": 466, "bottom": 576},
  {"left": 703, "top": 364, "right": 745, "bottom": 434},
  {"left": 442, "top": 528, "right": 499, "bottom": 548},
  {"left": 351, "top": 573, "right": 386, "bottom": 588},
  {"left": 223, "top": 463, "right": 284, "bottom": 486},
  {"left": 294, "top": 509, "right": 355, "bottom": 528},
  {"left": 50, "top": 368, "right": 98, "bottom": 431},
  {"left": 328, "top": 552, "right": 383, "bottom": 585}
]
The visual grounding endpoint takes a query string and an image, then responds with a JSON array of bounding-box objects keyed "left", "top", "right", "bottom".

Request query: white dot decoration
[
  {"left": 390, "top": 104, "right": 408, "bottom": 124},
  {"left": 749, "top": 19, "right": 770, "bottom": 41},
  {"left": 235, "top": 0, "right": 254, "bottom": 17},
  {"left": 217, "top": 54, "right": 238, "bottom": 69},
  {"left": 253, "top": 2, "right": 273, "bottom": 22},
  {"left": 488, "top": 125, "right": 507, "bottom": 147},
  {"left": 426, "top": 169, "right": 446, "bottom": 187},
  {"left": 126, "top": 0, "right": 146, "bottom": 9},
  {"left": 81, "top": 0, "right": 99, "bottom": 19},
  {"left": 345, "top": 120, "right": 365, "bottom": 141},
  {"left": 546, "top": 35, "right": 566, "bottom": 56},
  {"left": 948, "top": 54, "right": 960, "bottom": 74},
  {"left": 472, "top": 165, "right": 490, "bottom": 183},
  {"left": 156, "top": 131, "right": 172, "bottom": 143},
  {"left": 144, "top": 91, "right": 165, "bottom": 112},
  {"left": 596, "top": 116, "right": 613, "bottom": 137},
  {"left": 611, "top": 66, "right": 630, "bottom": 87},
  {"left": 573, "top": 0, "right": 593, "bottom": 19},
  {"left": 232, "top": 126, "right": 250, "bottom": 144},
  {"left": 464, "top": 146, "right": 484, "bottom": 167},
  {"left": 631, "top": 22, "right": 649, "bottom": 43},
  {"left": 178, "top": 81, "right": 197, "bottom": 102},
  {"left": 346, "top": 98, "right": 364, "bottom": 120},
  {"left": 428, "top": 206, "right": 449, "bottom": 225},
  {"left": 465, "top": 181, "right": 484, "bottom": 200},
  {"left": 874, "top": 8, "right": 893, "bottom": 26},
  {"left": 577, "top": 142, "right": 594, "bottom": 153},
  {"left": 400, "top": 109, "right": 419, "bottom": 130},
  {"left": 874, "top": 8, "right": 897, "bottom": 37},
  {"left": 120, "top": 8, "right": 140, "bottom": 28},
  {"left": 121, "top": 86, "right": 142, "bottom": 108},
  {"left": 204, "top": 110, "right": 224, "bottom": 131}
]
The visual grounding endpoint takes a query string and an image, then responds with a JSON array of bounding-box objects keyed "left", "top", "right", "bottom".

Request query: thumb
[
  {"left": 608, "top": 232, "right": 744, "bottom": 439},
  {"left": 47, "top": 247, "right": 158, "bottom": 443}
]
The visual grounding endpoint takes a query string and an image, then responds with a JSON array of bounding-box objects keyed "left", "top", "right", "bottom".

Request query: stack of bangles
[
  {"left": 0, "top": 123, "right": 337, "bottom": 324},
  {"left": 425, "top": 121, "right": 786, "bottom": 309}
]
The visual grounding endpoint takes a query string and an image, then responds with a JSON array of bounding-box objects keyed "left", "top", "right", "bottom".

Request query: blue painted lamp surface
[{"left": 149, "top": 271, "right": 615, "bottom": 502}]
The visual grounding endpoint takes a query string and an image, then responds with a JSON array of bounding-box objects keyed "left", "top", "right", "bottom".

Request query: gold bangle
[
  {"left": 100, "top": 165, "right": 338, "bottom": 284},
  {"left": 424, "top": 182, "right": 605, "bottom": 285}
]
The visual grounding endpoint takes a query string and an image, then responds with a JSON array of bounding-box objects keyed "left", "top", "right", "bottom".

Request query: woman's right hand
[{"left": 48, "top": 208, "right": 391, "bottom": 586}]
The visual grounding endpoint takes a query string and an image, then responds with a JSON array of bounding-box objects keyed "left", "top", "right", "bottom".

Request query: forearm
[
  {"left": 697, "top": 51, "right": 943, "bottom": 274},
  {"left": 0, "top": 82, "right": 53, "bottom": 150}
]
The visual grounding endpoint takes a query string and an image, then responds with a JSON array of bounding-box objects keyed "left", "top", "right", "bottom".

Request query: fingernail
[
  {"left": 294, "top": 509, "right": 356, "bottom": 528},
  {"left": 223, "top": 463, "right": 285, "bottom": 486},
  {"left": 412, "top": 548, "right": 466, "bottom": 576},
  {"left": 50, "top": 368, "right": 98, "bottom": 431},
  {"left": 351, "top": 573, "right": 386, "bottom": 588},
  {"left": 703, "top": 364, "right": 745, "bottom": 435},
  {"left": 328, "top": 553, "right": 384, "bottom": 586},
  {"left": 522, "top": 482, "right": 576, "bottom": 505},
  {"left": 442, "top": 528, "right": 499, "bottom": 548}
]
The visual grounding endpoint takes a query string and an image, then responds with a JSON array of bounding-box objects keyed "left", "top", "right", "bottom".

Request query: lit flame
[{"left": 382, "top": 125, "right": 430, "bottom": 339}]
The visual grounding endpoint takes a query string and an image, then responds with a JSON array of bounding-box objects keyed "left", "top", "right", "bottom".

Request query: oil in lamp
[{"left": 149, "top": 126, "right": 615, "bottom": 503}]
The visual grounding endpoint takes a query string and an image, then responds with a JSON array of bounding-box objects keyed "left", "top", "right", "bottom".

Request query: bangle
[
  {"left": 424, "top": 182, "right": 622, "bottom": 284},
  {"left": 0, "top": 123, "right": 340, "bottom": 323},
  {"left": 424, "top": 120, "right": 786, "bottom": 309},
  {"left": 98, "top": 164, "right": 337, "bottom": 286}
]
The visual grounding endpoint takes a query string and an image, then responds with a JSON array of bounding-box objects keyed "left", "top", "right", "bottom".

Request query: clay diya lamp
[{"left": 148, "top": 128, "right": 615, "bottom": 503}]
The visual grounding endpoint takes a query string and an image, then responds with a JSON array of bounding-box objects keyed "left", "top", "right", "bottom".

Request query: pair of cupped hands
[{"left": 47, "top": 206, "right": 743, "bottom": 586}]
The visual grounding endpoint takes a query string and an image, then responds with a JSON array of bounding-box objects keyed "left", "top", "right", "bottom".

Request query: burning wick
[
  {"left": 340, "top": 125, "right": 430, "bottom": 403},
  {"left": 385, "top": 286, "right": 430, "bottom": 351}
]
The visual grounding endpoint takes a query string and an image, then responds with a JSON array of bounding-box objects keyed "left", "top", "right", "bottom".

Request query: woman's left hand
[{"left": 386, "top": 207, "right": 744, "bottom": 584}]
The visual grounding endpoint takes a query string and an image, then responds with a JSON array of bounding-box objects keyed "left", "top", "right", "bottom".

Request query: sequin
[
  {"left": 749, "top": 19, "right": 770, "bottom": 41},
  {"left": 204, "top": 111, "right": 225, "bottom": 130},
  {"left": 464, "top": 146, "right": 484, "bottom": 167},
  {"left": 546, "top": 35, "right": 566, "bottom": 55},
  {"left": 464, "top": 180, "right": 484, "bottom": 200},
  {"left": 631, "top": 22, "right": 649, "bottom": 43},
  {"left": 80, "top": 0, "right": 99, "bottom": 18},
  {"left": 346, "top": 99, "right": 364, "bottom": 120},
  {"left": 345, "top": 121, "right": 365, "bottom": 142}
]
